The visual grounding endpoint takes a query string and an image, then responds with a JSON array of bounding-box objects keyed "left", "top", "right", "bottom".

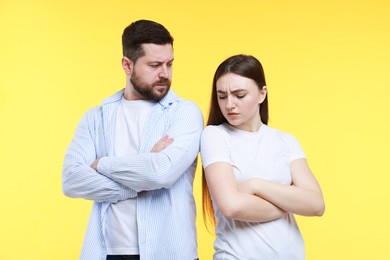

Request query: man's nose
[{"left": 159, "top": 65, "right": 169, "bottom": 78}]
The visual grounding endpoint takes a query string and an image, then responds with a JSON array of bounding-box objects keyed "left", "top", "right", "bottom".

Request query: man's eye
[{"left": 237, "top": 95, "right": 246, "bottom": 99}]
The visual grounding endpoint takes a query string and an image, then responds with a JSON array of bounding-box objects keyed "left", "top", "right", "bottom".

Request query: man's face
[{"left": 130, "top": 43, "right": 174, "bottom": 101}]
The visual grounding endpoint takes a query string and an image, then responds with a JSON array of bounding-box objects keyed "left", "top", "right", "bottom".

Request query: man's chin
[
  {"left": 154, "top": 85, "right": 169, "bottom": 91},
  {"left": 152, "top": 87, "right": 169, "bottom": 101}
]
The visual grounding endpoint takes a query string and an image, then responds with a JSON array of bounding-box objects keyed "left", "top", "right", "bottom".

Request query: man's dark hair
[{"left": 122, "top": 20, "right": 174, "bottom": 63}]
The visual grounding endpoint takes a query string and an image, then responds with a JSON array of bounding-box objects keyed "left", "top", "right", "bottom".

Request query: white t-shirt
[
  {"left": 200, "top": 123, "right": 306, "bottom": 260},
  {"left": 105, "top": 97, "right": 153, "bottom": 255}
]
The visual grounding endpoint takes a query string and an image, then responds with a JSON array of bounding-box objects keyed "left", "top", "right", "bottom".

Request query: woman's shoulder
[
  {"left": 204, "top": 124, "right": 223, "bottom": 131},
  {"left": 263, "top": 125, "right": 299, "bottom": 143},
  {"left": 202, "top": 124, "right": 230, "bottom": 138}
]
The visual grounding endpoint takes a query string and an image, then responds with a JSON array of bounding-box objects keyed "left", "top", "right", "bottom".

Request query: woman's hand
[{"left": 236, "top": 159, "right": 325, "bottom": 217}]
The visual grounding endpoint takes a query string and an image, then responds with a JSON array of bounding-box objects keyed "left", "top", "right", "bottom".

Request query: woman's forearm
[
  {"left": 225, "top": 191, "right": 286, "bottom": 222},
  {"left": 240, "top": 178, "right": 325, "bottom": 216}
]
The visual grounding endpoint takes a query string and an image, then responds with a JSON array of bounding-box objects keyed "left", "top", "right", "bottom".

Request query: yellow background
[{"left": 1, "top": 0, "right": 389, "bottom": 259}]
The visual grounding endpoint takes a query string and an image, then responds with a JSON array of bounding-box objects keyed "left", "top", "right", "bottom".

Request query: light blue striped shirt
[{"left": 63, "top": 89, "right": 203, "bottom": 260}]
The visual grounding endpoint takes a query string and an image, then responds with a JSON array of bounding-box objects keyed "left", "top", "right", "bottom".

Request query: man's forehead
[{"left": 142, "top": 43, "right": 174, "bottom": 61}]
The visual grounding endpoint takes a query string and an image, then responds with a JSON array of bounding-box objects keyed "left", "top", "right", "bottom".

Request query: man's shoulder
[
  {"left": 83, "top": 89, "right": 124, "bottom": 118},
  {"left": 80, "top": 106, "right": 103, "bottom": 124},
  {"left": 164, "top": 90, "right": 202, "bottom": 112},
  {"left": 171, "top": 99, "right": 203, "bottom": 120},
  {"left": 102, "top": 88, "right": 124, "bottom": 105}
]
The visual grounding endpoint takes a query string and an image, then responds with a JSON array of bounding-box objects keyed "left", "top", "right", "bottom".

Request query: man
[{"left": 62, "top": 20, "right": 203, "bottom": 260}]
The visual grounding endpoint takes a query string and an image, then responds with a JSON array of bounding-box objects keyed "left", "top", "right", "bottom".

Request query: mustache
[{"left": 153, "top": 78, "right": 171, "bottom": 86}]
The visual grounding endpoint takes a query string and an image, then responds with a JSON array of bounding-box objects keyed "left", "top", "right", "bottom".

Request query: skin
[
  {"left": 122, "top": 43, "right": 174, "bottom": 101},
  {"left": 91, "top": 43, "right": 175, "bottom": 170},
  {"left": 204, "top": 73, "right": 325, "bottom": 222},
  {"left": 238, "top": 159, "right": 325, "bottom": 216},
  {"left": 150, "top": 135, "right": 174, "bottom": 153},
  {"left": 205, "top": 162, "right": 287, "bottom": 222},
  {"left": 216, "top": 73, "right": 266, "bottom": 132}
]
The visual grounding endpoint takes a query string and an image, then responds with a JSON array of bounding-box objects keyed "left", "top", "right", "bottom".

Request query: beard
[{"left": 130, "top": 70, "right": 171, "bottom": 101}]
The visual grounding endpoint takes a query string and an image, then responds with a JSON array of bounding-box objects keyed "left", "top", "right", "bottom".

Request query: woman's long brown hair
[{"left": 202, "top": 54, "right": 269, "bottom": 231}]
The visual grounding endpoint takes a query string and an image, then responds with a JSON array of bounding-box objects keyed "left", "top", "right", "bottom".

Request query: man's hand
[
  {"left": 90, "top": 135, "right": 173, "bottom": 171},
  {"left": 91, "top": 158, "right": 100, "bottom": 170},
  {"left": 151, "top": 135, "right": 174, "bottom": 153}
]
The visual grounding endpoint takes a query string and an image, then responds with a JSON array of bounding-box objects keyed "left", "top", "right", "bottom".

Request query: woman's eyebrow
[{"left": 217, "top": 89, "right": 247, "bottom": 94}]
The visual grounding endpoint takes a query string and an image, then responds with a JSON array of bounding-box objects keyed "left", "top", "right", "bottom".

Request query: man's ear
[
  {"left": 122, "top": 56, "right": 133, "bottom": 75},
  {"left": 259, "top": 86, "right": 267, "bottom": 104}
]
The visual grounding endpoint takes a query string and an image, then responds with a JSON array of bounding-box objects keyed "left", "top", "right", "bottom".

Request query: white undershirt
[{"left": 105, "top": 97, "right": 154, "bottom": 255}]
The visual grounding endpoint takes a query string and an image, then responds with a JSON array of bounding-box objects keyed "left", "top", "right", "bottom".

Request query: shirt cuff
[
  {"left": 97, "top": 156, "right": 110, "bottom": 176},
  {"left": 120, "top": 187, "right": 138, "bottom": 200}
]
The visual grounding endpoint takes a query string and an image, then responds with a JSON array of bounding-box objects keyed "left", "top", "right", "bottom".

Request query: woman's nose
[{"left": 226, "top": 97, "right": 235, "bottom": 109}]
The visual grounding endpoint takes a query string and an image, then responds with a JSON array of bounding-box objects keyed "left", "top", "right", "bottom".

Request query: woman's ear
[
  {"left": 122, "top": 56, "right": 133, "bottom": 75},
  {"left": 259, "top": 86, "right": 267, "bottom": 104}
]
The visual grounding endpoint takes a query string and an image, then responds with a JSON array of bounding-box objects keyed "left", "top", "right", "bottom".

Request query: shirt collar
[{"left": 102, "top": 88, "right": 179, "bottom": 109}]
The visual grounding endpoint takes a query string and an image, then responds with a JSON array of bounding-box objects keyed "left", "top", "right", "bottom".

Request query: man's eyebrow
[{"left": 149, "top": 58, "right": 174, "bottom": 64}]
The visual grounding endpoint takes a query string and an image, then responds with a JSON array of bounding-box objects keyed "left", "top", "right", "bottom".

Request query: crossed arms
[
  {"left": 62, "top": 103, "right": 203, "bottom": 203},
  {"left": 204, "top": 158, "right": 325, "bottom": 222}
]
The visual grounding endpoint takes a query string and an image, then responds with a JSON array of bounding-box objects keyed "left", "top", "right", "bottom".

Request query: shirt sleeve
[
  {"left": 62, "top": 108, "right": 137, "bottom": 203},
  {"left": 97, "top": 101, "right": 204, "bottom": 192},
  {"left": 283, "top": 133, "right": 306, "bottom": 162},
  {"left": 200, "top": 125, "right": 231, "bottom": 169}
]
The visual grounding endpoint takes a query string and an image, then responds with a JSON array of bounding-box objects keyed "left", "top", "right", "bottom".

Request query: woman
[{"left": 201, "top": 54, "right": 325, "bottom": 260}]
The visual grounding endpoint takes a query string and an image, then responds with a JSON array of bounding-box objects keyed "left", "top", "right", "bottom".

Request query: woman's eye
[
  {"left": 237, "top": 95, "right": 246, "bottom": 99},
  {"left": 218, "top": 96, "right": 227, "bottom": 99}
]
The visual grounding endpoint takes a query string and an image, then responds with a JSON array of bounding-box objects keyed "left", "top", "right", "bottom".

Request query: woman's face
[{"left": 216, "top": 73, "right": 266, "bottom": 132}]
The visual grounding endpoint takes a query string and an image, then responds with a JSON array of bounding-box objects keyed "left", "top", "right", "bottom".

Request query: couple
[{"left": 62, "top": 20, "right": 325, "bottom": 260}]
